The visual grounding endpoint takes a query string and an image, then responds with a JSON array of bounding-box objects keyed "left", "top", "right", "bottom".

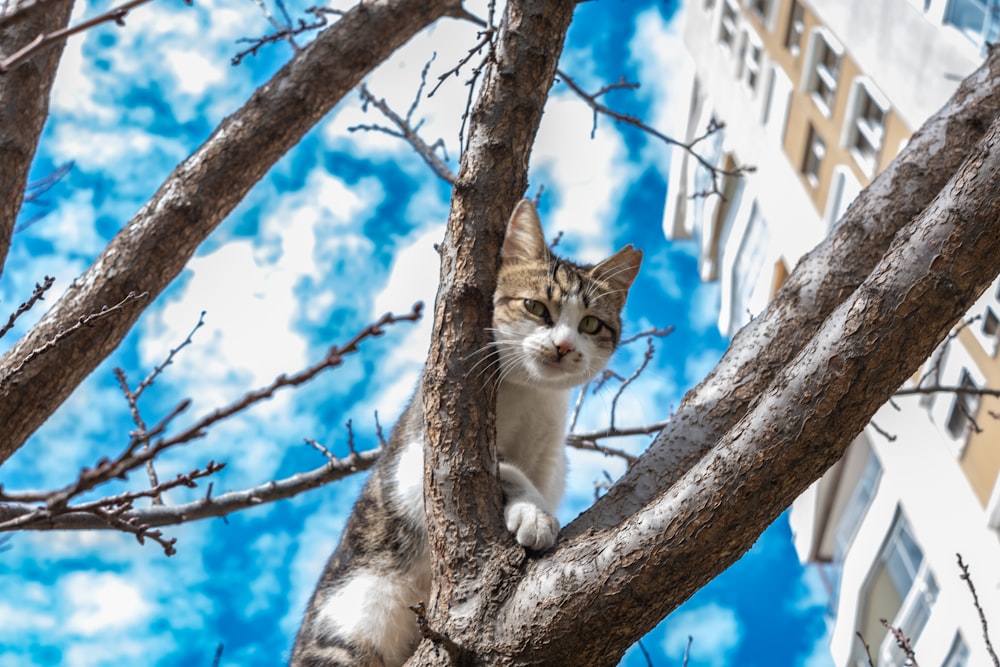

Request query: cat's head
[{"left": 491, "top": 199, "right": 642, "bottom": 391}]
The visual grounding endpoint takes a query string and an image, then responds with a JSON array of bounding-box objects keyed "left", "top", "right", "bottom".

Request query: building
[{"left": 663, "top": 1, "right": 1000, "bottom": 665}]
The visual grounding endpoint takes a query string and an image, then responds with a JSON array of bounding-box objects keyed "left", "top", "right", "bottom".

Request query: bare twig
[
  {"left": 634, "top": 637, "right": 654, "bottom": 667},
  {"left": 0, "top": 304, "right": 421, "bottom": 549},
  {"left": 0, "top": 0, "right": 190, "bottom": 74},
  {"left": 895, "top": 385, "right": 1000, "bottom": 399},
  {"left": 556, "top": 70, "right": 753, "bottom": 198},
  {"left": 620, "top": 325, "right": 674, "bottom": 346},
  {"left": 305, "top": 438, "right": 337, "bottom": 463},
  {"left": 0, "top": 276, "right": 54, "bottom": 340},
  {"left": 232, "top": 6, "right": 344, "bottom": 66},
  {"left": 856, "top": 632, "right": 876, "bottom": 667},
  {"left": 211, "top": 643, "right": 224, "bottom": 667},
  {"left": 610, "top": 338, "right": 655, "bottom": 430},
  {"left": 880, "top": 619, "right": 920, "bottom": 667},
  {"left": 868, "top": 420, "right": 898, "bottom": 442},
  {"left": 0, "top": 290, "right": 149, "bottom": 391},
  {"left": 351, "top": 78, "right": 456, "bottom": 184},
  {"left": 958, "top": 553, "right": 1000, "bottom": 666},
  {"left": 0, "top": 446, "right": 383, "bottom": 533},
  {"left": 566, "top": 420, "right": 669, "bottom": 465}
]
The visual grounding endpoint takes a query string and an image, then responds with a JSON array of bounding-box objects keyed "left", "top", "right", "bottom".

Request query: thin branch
[
  {"left": 856, "top": 632, "right": 876, "bottom": 667},
  {"left": 0, "top": 0, "right": 189, "bottom": 74},
  {"left": 868, "top": 420, "right": 898, "bottom": 442},
  {"left": 895, "top": 385, "right": 1000, "bottom": 399},
  {"left": 880, "top": 619, "right": 920, "bottom": 667},
  {"left": 152, "top": 302, "right": 422, "bottom": 454},
  {"left": 0, "top": 446, "right": 382, "bottom": 532},
  {"left": 556, "top": 70, "right": 753, "bottom": 199},
  {"left": 566, "top": 420, "right": 669, "bottom": 465},
  {"left": 0, "top": 290, "right": 149, "bottom": 391},
  {"left": 958, "top": 553, "right": 1000, "bottom": 666},
  {"left": 0, "top": 275, "right": 54, "bottom": 340},
  {"left": 231, "top": 6, "right": 344, "bottom": 66},
  {"left": 350, "top": 81, "right": 456, "bottom": 184},
  {"left": 22, "top": 161, "right": 73, "bottom": 205},
  {"left": 610, "top": 337, "right": 655, "bottom": 430},
  {"left": 0, "top": 304, "right": 420, "bottom": 548},
  {"left": 620, "top": 325, "right": 674, "bottom": 346}
]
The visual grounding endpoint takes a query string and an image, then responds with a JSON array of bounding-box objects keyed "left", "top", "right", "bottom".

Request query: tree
[{"left": 2, "top": 0, "right": 1000, "bottom": 665}]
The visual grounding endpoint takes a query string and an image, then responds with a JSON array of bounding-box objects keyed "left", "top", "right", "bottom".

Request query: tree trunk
[{"left": 0, "top": 0, "right": 75, "bottom": 277}]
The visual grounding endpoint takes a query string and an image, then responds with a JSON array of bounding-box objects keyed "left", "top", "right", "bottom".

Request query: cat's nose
[{"left": 554, "top": 341, "right": 575, "bottom": 358}]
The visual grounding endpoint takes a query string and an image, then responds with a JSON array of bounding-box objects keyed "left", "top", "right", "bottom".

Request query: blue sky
[{"left": 1, "top": 0, "right": 834, "bottom": 665}]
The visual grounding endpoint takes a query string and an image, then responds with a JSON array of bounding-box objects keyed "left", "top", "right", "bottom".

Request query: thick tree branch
[
  {"left": 0, "top": 0, "right": 74, "bottom": 277},
  {"left": 413, "top": 0, "right": 577, "bottom": 663},
  {"left": 0, "top": 0, "right": 463, "bottom": 465},
  {"left": 585, "top": 47, "right": 1000, "bottom": 527},
  {"left": 493, "top": 105, "right": 1000, "bottom": 665}
]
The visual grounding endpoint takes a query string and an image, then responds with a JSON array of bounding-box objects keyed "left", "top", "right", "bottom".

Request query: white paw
[{"left": 504, "top": 500, "right": 560, "bottom": 551}]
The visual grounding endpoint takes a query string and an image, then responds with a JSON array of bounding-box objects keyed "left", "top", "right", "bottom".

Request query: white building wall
[
  {"left": 827, "top": 400, "right": 1000, "bottom": 667},
  {"left": 806, "top": 0, "right": 980, "bottom": 129}
]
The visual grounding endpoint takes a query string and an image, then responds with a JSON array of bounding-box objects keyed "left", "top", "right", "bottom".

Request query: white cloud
[
  {"left": 531, "top": 92, "right": 635, "bottom": 262},
  {"left": 164, "top": 49, "right": 226, "bottom": 96},
  {"left": 661, "top": 603, "right": 743, "bottom": 667},
  {"left": 629, "top": 5, "right": 692, "bottom": 174},
  {"left": 63, "top": 571, "right": 152, "bottom": 635}
]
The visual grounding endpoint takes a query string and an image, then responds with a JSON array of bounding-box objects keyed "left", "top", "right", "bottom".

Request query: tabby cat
[{"left": 290, "top": 199, "right": 642, "bottom": 667}]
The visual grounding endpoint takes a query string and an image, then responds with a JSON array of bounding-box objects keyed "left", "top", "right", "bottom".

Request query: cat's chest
[{"left": 495, "top": 385, "right": 570, "bottom": 458}]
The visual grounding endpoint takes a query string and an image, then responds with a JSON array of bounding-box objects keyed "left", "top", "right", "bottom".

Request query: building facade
[{"left": 663, "top": 1, "right": 1000, "bottom": 665}]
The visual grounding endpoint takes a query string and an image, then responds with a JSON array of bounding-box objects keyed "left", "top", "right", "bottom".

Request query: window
[
  {"left": 825, "top": 167, "right": 862, "bottom": 230},
  {"left": 983, "top": 306, "right": 999, "bottom": 338},
  {"left": 946, "top": 369, "right": 981, "bottom": 439},
  {"left": 719, "top": 0, "right": 739, "bottom": 47},
  {"left": 943, "top": 633, "right": 971, "bottom": 667},
  {"left": 801, "top": 124, "right": 825, "bottom": 187},
  {"left": 834, "top": 450, "right": 882, "bottom": 562},
  {"left": 748, "top": 0, "right": 772, "bottom": 24},
  {"left": 945, "top": 0, "right": 1000, "bottom": 51},
  {"left": 729, "top": 204, "right": 769, "bottom": 333},
  {"left": 738, "top": 31, "right": 763, "bottom": 91},
  {"left": 785, "top": 0, "right": 805, "bottom": 55},
  {"left": 806, "top": 32, "right": 841, "bottom": 114},
  {"left": 849, "top": 86, "right": 887, "bottom": 174},
  {"left": 858, "top": 514, "right": 938, "bottom": 667}
]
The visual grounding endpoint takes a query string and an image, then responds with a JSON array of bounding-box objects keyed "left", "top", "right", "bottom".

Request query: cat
[{"left": 289, "top": 199, "right": 642, "bottom": 667}]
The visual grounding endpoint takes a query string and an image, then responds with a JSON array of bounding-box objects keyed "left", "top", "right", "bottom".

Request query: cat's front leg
[{"left": 498, "top": 462, "right": 560, "bottom": 550}]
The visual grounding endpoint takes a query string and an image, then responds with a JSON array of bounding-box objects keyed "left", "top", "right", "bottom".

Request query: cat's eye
[
  {"left": 524, "top": 299, "right": 550, "bottom": 320},
  {"left": 579, "top": 316, "right": 601, "bottom": 334}
]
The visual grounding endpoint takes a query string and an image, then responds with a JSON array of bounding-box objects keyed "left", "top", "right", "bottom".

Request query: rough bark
[
  {"left": 0, "top": 0, "right": 462, "bottom": 465},
  {"left": 415, "top": 0, "right": 578, "bottom": 663},
  {"left": 0, "top": 0, "right": 75, "bottom": 278}
]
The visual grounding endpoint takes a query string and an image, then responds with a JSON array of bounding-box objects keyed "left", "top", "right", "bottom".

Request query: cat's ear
[
  {"left": 502, "top": 199, "right": 548, "bottom": 263},
  {"left": 592, "top": 245, "right": 642, "bottom": 295}
]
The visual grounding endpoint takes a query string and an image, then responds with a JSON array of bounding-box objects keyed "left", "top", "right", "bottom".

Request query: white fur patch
[
  {"left": 315, "top": 568, "right": 421, "bottom": 666},
  {"left": 392, "top": 439, "right": 425, "bottom": 526}
]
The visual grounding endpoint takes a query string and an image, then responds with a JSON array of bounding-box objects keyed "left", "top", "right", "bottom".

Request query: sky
[{"left": 0, "top": 0, "right": 834, "bottom": 665}]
